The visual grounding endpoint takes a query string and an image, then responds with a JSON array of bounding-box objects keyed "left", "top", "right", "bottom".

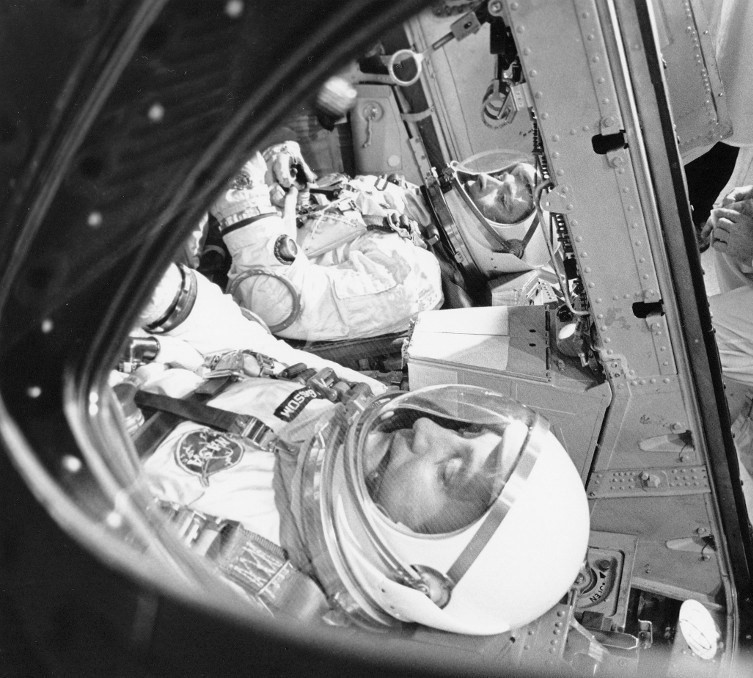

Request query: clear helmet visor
[
  {"left": 452, "top": 150, "right": 538, "bottom": 228},
  {"left": 302, "top": 384, "right": 589, "bottom": 635},
  {"left": 347, "top": 385, "right": 537, "bottom": 535}
]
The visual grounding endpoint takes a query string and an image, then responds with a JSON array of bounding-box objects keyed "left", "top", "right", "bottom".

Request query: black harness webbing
[
  {"left": 134, "top": 390, "right": 280, "bottom": 453},
  {"left": 134, "top": 386, "right": 333, "bottom": 623}
]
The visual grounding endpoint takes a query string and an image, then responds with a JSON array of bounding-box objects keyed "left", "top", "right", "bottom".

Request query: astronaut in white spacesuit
[
  {"left": 210, "top": 141, "right": 443, "bottom": 342},
  {"left": 125, "top": 259, "right": 589, "bottom": 635}
]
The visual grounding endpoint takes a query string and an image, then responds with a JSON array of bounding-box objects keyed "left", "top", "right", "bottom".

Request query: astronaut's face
[
  {"left": 464, "top": 163, "right": 536, "bottom": 224},
  {"left": 365, "top": 418, "right": 507, "bottom": 533}
]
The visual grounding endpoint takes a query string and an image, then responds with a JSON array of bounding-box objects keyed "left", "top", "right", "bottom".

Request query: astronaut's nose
[{"left": 411, "top": 417, "right": 446, "bottom": 457}]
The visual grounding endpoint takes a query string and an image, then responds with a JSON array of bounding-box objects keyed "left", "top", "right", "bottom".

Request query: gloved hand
[
  {"left": 153, "top": 336, "right": 204, "bottom": 372},
  {"left": 706, "top": 200, "right": 753, "bottom": 265},
  {"left": 263, "top": 141, "right": 316, "bottom": 211},
  {"left": 263, "top": 141, "right": 317, "bottom": 190}
]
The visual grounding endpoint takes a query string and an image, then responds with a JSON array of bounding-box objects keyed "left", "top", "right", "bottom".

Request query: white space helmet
[
  {"left": 296, "top": 384, "right": 589, "bottom": 635},
  {"left": 442, "top": 149, "right": 552, "bottom": 278}
]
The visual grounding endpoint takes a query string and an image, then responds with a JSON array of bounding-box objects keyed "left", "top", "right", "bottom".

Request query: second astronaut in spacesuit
[{"left": 210, "top": 141, "right": 444, "bottom": 342}]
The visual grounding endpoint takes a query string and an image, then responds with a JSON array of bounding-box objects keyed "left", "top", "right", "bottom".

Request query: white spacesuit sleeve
[{"left": 140, "top": 263, "right": 385, "bottom": 393}]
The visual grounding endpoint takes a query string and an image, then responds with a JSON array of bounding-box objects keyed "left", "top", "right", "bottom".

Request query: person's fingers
[
  {"left": 297, "top": 158, "right": 317, "bottom": 185},
  {"left": 724, "top": 185, "right": 753, "bottom": 205},
  {"left": 711, "top": 237, "right": 729, "bottom": 252},
  {"left": 700, "top": 214, "right": 715, "bottom": 239},
  {"left": 272, "top": 154, "right": 294, "bottom": 188},
  {"left": 726, "top": 199, "right": 753, "bottom": 218},
  {"left": 712, "top": 206, "right": 743, "bottom": 223}
]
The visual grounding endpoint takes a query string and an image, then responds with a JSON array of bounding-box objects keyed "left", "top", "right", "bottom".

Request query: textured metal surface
[
  {"left": 587, "top": 466, "right": 710, "bottom": 498},
  {"left": 649, "top": 0, "right": 732, "bottom": 155}
]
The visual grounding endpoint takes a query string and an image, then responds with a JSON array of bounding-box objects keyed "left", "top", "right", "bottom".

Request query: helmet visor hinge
[{"left": 411, "top": 565, "right": 455, "bottom": 608}]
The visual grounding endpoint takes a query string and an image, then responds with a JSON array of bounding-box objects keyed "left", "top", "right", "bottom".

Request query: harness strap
[
  {"left": 134, "top": 390, "right": 281, "bottom": 453},
  {"left": 159, "top": 501, "right": 330, "bottom": 622}
]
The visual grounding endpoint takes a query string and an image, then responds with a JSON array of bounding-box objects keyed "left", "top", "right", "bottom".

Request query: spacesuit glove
[
  {"left": 152, "top": 335, "right": 204, "bottom": 372},
  {"left": 708, "top": 204, "right": 753, "bottom": 266},
  {"left": 263, "top": 141, "right": 317, "bottom": 190}
]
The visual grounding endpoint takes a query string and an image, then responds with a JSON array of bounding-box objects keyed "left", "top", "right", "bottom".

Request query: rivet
[
  {"left": 87, "top": 212, "right": 103, "bottom": 228},
  {"left": 27, "top": 386, "right": 41, "bottom": 398},
  {"left": 62, "top": 455, "right": 82, "bottom": 473},
  {"left": 147, "top": 103, "right": 165, "bottom": 122},
  {"left": 41, "top": 319, "right": 53, "bottom": 333},
  {"left": 105, "top": 512, "right": 124, "bottom": 529},
  {"left": 225, "top": 0, "right": 244, "bottom": 17}
]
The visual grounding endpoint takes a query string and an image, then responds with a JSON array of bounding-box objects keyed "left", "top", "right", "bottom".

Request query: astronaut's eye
[{"left": 458, "top": 425, "right": 485, "bottom": 438}]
